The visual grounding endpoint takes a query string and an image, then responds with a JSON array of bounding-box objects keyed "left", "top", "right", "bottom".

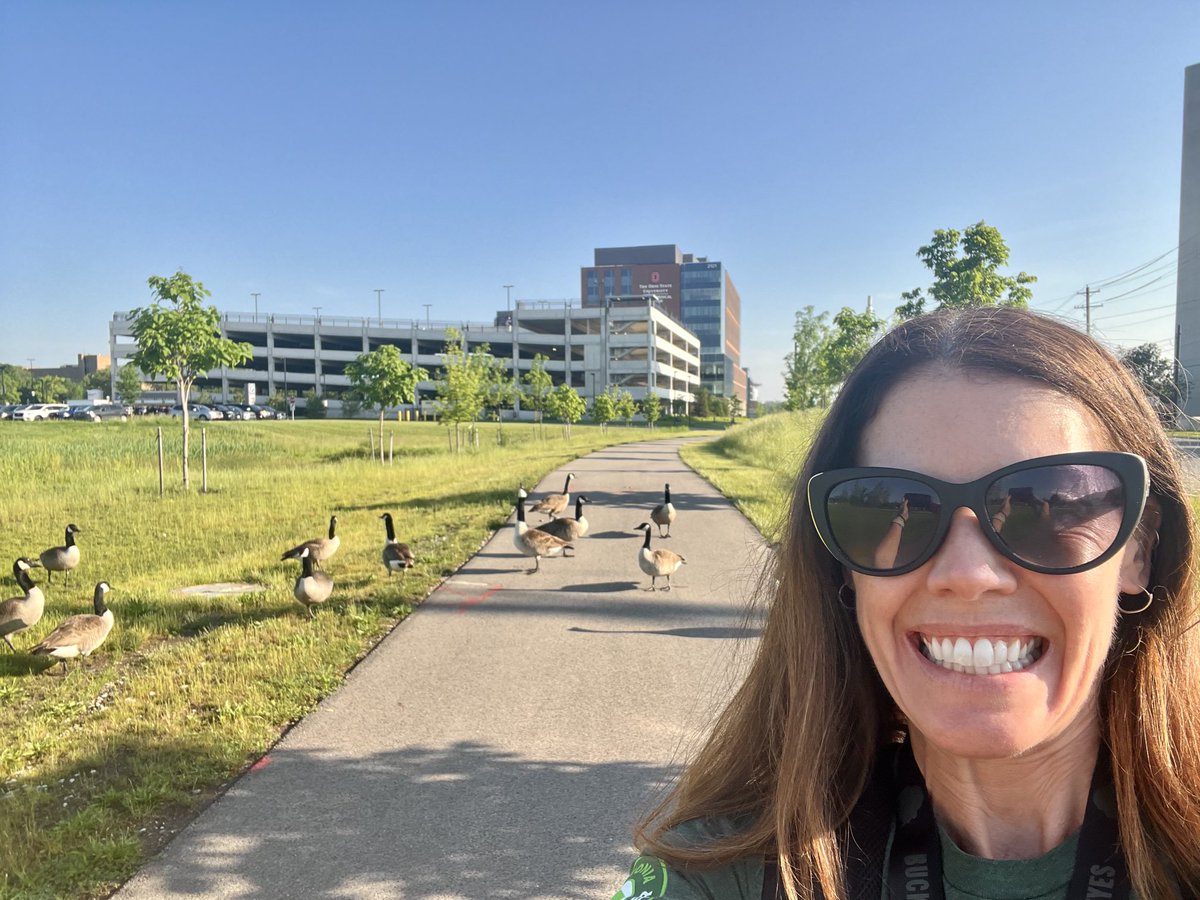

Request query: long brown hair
[{"left": 636, "top": 307, "right": 1200, "bottom": 898}]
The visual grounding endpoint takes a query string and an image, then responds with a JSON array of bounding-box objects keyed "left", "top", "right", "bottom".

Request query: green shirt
[{"left": 612, "top": 820, "right": 1088, "bottom": 900}]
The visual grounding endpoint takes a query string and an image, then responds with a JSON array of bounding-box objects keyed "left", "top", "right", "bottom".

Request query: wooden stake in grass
[
  {"left": 389, "top": 431, "right": 394, "bottom": 464},
  {"left": 202, "top": 427, "right": 208, "bottom": 493},
  {"left": 157, "top": 426, "right": 164, "bottom": 496}
]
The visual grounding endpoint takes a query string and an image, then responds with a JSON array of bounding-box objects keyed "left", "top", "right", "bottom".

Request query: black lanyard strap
[{"left": 886, "top": 741, "right": 1130, "bottom": 900}]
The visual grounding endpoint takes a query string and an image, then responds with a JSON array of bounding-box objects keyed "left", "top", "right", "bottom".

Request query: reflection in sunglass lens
[
  {"left": 985, "top": 464, "right": 1124, "bottom": 569},
  {"left": 825, "top": 477, "right": 941, "bottom": 571}
]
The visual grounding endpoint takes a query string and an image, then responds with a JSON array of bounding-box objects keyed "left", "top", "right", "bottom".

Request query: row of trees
[
  {"left": 0, "top": 361, "right": 144, "bottom": 406},
  {"left": 783, "top": 221, "right": 1181, "bottom": 423}
]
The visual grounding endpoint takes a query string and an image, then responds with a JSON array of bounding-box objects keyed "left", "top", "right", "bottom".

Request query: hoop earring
[
  {"left": 1118, "top": 585, "right": 1168, "bottom": 616},
  {"left": 837, "top": 583, "right": 856, "bottom": 610}
]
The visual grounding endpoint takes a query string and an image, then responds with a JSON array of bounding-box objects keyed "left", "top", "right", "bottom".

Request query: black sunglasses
[{"left": 808, "top": 452, "right": 1149, "bottom": 577}]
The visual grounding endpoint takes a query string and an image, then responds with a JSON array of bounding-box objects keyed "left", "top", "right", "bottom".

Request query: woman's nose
[{"left": 923, "top": 507, "right": 1019, "bottom": 599}]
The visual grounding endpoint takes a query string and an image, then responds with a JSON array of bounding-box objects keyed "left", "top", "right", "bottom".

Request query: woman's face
[{"left": 853, "top": 372, "right": 1151, "bottom": 761}]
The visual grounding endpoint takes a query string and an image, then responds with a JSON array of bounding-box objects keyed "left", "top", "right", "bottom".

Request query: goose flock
[
  {"left": 2, "top": 477, "right": 686, "bottom": 673},
  {"left": 514, "top": 478, "right": 686, "bottom": 591}
]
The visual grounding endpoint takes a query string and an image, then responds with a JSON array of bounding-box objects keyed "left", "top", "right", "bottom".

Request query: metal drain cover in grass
[{"left": 171, "top": 582, "right": 268, "bottom": 599}]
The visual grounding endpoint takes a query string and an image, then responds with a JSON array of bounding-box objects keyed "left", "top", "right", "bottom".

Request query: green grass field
[
  {"left": 0, "top": 417, "right": 687, "bottom": 899},
  {"left": 679, "top": 409, "right": 825, "bottom": 542}
]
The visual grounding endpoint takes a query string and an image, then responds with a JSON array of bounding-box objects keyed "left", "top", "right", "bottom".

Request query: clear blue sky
[{"left": 2, "top": 1, "right": 1196, "bottom": 401}]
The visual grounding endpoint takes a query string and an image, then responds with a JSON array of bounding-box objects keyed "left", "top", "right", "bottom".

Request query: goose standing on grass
[
  {"left": 529, "top": 472, "right": 576, "bottom": 520},
  {"left": 0, "top": 558, "right": 45, "bottom": 652},
  {"left": 281, "top": 515, "right": 340, "bottom": 568},
  {"left": 30, "top": 581, "right": 113, "bottom": 675},
  {"left": 535, "top": 495, "right": 591, "bottom": 542},
  {"left": 292, "top": 546, "right": 334, "bottom": 618},
  {"left": 513, "top": 495, "right": 573, "bottom": 573},
  {"left": 650, "top": 483, "right": 677, "bottom": 538},
  {"left": 379, "top": 512, "right": 415, "bottom": 576},
  {"left": 37, "top": 523, "right": 81, "bottom": 584},
  {"left": 634, "top": 522, "right": 686, "bottom": 591}
]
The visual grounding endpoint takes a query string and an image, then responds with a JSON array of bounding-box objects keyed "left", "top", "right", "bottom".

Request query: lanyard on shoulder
[{"left": 885, "top": 741, "right": 1130, "bottom": 900}]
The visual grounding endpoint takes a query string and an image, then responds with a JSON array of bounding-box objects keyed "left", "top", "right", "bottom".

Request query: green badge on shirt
[{"left": 613, "top": 855, "right": 670, "bottom": 899}]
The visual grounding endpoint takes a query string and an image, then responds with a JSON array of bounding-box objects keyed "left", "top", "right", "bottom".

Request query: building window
[
  {"left": 603, "top": 270, "right": 614, "bottom": 298},
  {"left": 587, "top": 271, "right": 598, "bottom": 301},
  {"left": 621, "top": 269, "right": 631, "bottom": 294}
]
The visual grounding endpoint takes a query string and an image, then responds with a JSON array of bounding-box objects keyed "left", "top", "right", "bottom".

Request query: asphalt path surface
[{"left": 115, "top": 437, "right": 771, "bottom": 900}]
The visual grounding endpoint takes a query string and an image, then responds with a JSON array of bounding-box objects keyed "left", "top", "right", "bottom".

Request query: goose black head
[{"left": 93, "top": 581, "right": 111, "bottom": 614}]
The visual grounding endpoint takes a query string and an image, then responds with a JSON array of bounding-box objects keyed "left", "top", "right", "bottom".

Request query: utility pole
[
  {"left": 503, "top": 284, "right": 514, "bottom": 313},
  {"left": 1074, "top": 285, "right": 1101, "bottom": 335},
  {"left": 251, "top": 292, "right": 260, "bottom": 321},
  {"left": 374, "top": 289, "right": 384, "bottom": 325}
]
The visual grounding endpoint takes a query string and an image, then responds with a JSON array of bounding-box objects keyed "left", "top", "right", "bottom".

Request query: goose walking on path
[
  {"left": 634, "top": 522, "right": 686, "bottom": 591},
  {"left": 0, "top": 558, "right": 45, "bottom": 652},
  {"left": 292, "top": 547, "right": 334, "bottom": 618},
  {"left": 282, "top": 515, "right": 340, "bottom": 569},
  {"left": 37, "top": 523, "right": 81, "bottom": 585},
  {"left": 534, "top": 496, "right": 591, "bottom": 542},
  {"left": 513, "top": 496, "right": 573, "bottom": 573},
  {"left": 31, "top": 581, "right": 114, "bottom": 675},
  {"left": 380, "top": 512, "right": 415, "bottom": 576},
  {"left": 529, "top": 473, "right": 576, "bottom": 520},
  {"left": 650, "top": 483, "right": 676, "bottom": 538}
]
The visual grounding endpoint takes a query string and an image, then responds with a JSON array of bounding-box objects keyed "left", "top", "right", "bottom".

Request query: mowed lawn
[{"left": 0, "top": 417, "right": 687, "bottom": 900}]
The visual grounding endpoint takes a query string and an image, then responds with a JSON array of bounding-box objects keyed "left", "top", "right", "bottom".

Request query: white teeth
[
  {"left": 973, "top": 639, "right": 994, "bottom": 668},
  {"left": 921, "top": 635, "right": 1044, "bottom": 676},
  {"left": 953, "top": 637, "right": 973, "bottom": 666}
]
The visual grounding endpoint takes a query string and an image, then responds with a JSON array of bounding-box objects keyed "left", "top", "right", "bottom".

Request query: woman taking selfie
[{"left": 613, "top": 308, "right": 1200, "bottom": 899}]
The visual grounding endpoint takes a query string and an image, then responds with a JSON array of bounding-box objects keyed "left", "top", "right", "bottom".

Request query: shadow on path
[{"left": 128, "top": 741, "right": 673, "bottom": 900}]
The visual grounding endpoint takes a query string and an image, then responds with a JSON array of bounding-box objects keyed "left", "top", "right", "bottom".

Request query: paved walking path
[{"left": 115, "top": 437, "right": 770, "bottom": 900}]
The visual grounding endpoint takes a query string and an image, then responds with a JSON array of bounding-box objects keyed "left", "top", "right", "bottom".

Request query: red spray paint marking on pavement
[
  {"left": 249, "top": 755, "right": 272, "bottom": 773},
  {"left": 454, "top": 586, "right": 500, "bottom": 614}
]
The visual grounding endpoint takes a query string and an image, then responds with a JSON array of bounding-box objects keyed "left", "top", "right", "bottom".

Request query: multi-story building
[
  {"left": 1177, "top": 62, "right": 1200, "bottom": 415},
  {"left": 108, "top": 298, "right": 700, "bottom": 416},
  {"left": 581, "top": 244, "right": 746, "bottom": 407}
]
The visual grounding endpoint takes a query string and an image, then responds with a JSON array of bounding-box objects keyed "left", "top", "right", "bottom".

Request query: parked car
[
  {"left": 69, "top": 403, "right": 130, "bottom": 422},
  {"left": 216, "top": 403, "right": 253, "bottom": 420},
  {"left": 169, "top": 404, "right": 223, "bottom": 421},
  {"left": 0, "top": 404, "right": 22, "bottom": 419},
  {"left": 13, "top": 403, "right": 69, "bottom": 421},
  {"left": 247, "top": 404, "right": 285, "bottom": 419}
]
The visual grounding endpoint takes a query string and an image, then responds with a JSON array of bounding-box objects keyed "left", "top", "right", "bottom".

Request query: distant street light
[
  {"left": 251, "top": 292, "right": 261, "bottom": 321},
  {"left": 503, "top": 284, "right": 514, "bottom": 313},
  {"left": 422, "top": 304, "right": 432, "bottom": 329},
  {"left": 313, "top": 306, "right": 322, "bottom": 320},
  {"left": 374, "top": 289, "right": 384, "bottom": 326}
]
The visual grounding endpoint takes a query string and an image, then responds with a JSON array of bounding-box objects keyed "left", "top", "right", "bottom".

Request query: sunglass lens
[
  {"left": 826, "top": 477, "right": 941, "bottom": 571},
  {"left": 986, "top": 464, "right": 1125, "bottom": 570}
]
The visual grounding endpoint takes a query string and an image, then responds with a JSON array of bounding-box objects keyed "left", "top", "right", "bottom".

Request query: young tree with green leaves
[
  {"left": 346, "top": 344, "right": 428, "bottom": 463},
  {"left": 784, "top": 306, "right": 833, "bottom": 410},
  {"left": 614, "top": 388, "right": 638, "bottom": 426},
  {"left": 481, "top": 355, "right": 517, "bottom": 438},
  {"left": 589, "top": 391, "right": 615, "bottom": 434},
  {"left": 823, "top": 306, "right": 885, "bottom": 386},
  {"left": 1120, "top": 343, "right": 1182, "bottom": 427},
  {"left": 522, "top": 353, "right": 554, "bottom": 437},
  {"left": 895, "top": 221, "right": 1036, "bottom": 319},
  {"left": 435, "top": 328, "right": 492, "bottom": 452},
  {"left": 729, "top": 393, "right": 743, "bottom": 420},
  {"left": 547, "top": 383, "right": 587, "bottom": 439},
  {"left": 0, "top": 364, "right": 31, "bottom": 404},
  {"left": 641, "top": 393, "right": 661, "bottom": 429},
  {"left": 128, "top": 270, "right": 252, "bottom": 488}
]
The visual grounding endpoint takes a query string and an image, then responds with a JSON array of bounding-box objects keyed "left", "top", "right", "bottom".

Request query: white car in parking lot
[{"left": 13, "top": 403, "right": 70, "bottom": 421}]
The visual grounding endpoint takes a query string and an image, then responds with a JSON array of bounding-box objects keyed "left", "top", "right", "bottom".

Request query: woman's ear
[{"left": 1118, "top": 497, "right": 1161, "bottom": 594}]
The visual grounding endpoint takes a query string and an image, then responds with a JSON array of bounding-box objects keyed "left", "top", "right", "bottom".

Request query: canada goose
[
  {"left": 650, "top": 483, "right": 677, "bottom": 538},
  {"left": 0, "top": 558, "right": 45, "bottom": 652},
  {"left": 634, "top": 522, "right": 686, "bottom": 591},
  {"left": 535, "top": 495, "right": 591, "bottom": 542},
  {"left": 513, "top": 496, "right": 573, "bottom": 573},
  {"left": 281, "top": 515, "right": 340, "bottom": 568},
  {"left": 292, "top": 546, "right": 334, "bottom": 618},
  {"left": 380, "top": 512, "right": 415, "bottom": 576},
  {"left": 30, "top": 581, "right": 114, "bottom": 675},
  {"left": 37, "top": 523, "right": 82, "bottom": 584},
  {"left": 529, "top": 473, "right": 576, "bottom": 520}
]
